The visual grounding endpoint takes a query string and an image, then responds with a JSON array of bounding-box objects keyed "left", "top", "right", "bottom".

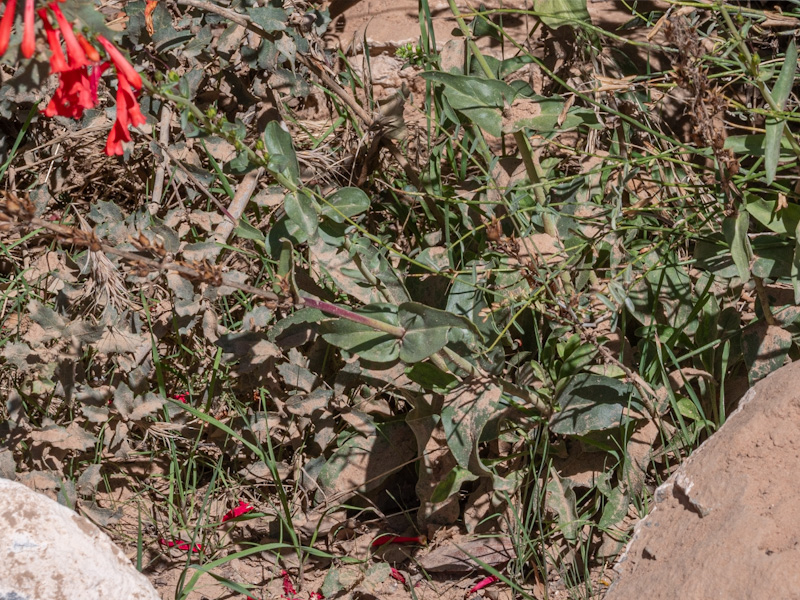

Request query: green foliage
[{"left": 3, "top": 0, "right": 800, "bottom": 597}]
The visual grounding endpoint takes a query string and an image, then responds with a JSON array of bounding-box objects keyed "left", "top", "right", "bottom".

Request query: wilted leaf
[
  {"left": 80, "top": 502, "right": 123, "bottom": 527},
  {"left": 217, "top": 332, "right": 282, "bottom": 369},
  {"left": 742, "top": 321, "right": 792, "bottom": 384},
  {"left": 545, "top": 466, "right": 579, "bottom": 542},
  {"left": 30, "top": 422, "right": 96, "bottom": 452},
  {"left": 96, "top": 325, "right": 149, "bottom": 356},
  {"left": 0, "top": 449, "right": 15, "bottom": 479},
  {"left": 276, "top": 362, "right": 316, "bottom": 392},
  {"left": 113, "top": 384, "right": 165, "bottom": 421},
  {"left": 77, "top": 464, "right": 103, "bottom": 496},
  {"left": 440, "top": 379, "right": 505, "bottom": 478},
  {"left": 416, "top": 536, "right": 515, "bottom": 572}
]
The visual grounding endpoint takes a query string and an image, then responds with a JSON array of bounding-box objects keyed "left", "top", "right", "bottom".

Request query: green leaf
[
  {"left": 246, "top": 6, "right": 287, "bottom": 32},
  {"left": 431, "top": 465, "right": 479, "bottom": 503},
  {"left": 745, "top": 193, "right": 800, "bottom": 235},
  {"left": 320, "top": 567, "right": 345, "bottom": 599},
  {"left": 723, "top": 210, "right": 752, "bottom": 283},
  {"left": 725, "top": 134, "right": 794, "bottom": 156},
  {"left": 232, "top": 216, "right": 265, "bottom": 242},
  {"left": 319, "top": 304, "right": 401, "bottom": 363},
  {"left": 284, "top": 191, "right": 318, "bottom": 238},
  {"left": 263, "top": 121, "right": 300, "bottom": 186},
  {"left": 420, "top": 72, "right": 516, "bottom": 137},
  {"left": 549, "top": 373, "right": 645, "bottom": 435},
  {"left": 751, "top": 235, "right": 792, "bottom": 279},
  {"left": 676, "top": 397, "right": 706, "bottom": 422},
  {"left": 535, "top": 0, "right": 590, "bottom": 29},
  {"left": 321, "top": 187, "right": 370, "bottom": 223},
  {"left": 765, "top": 40, "right": 796, "bottom": 184},
  {"left": 398, "top": 302, "right": 480, "bottom": 363},
  {"left": 406, "top": 362, "right": 459, "bottom": 393}
]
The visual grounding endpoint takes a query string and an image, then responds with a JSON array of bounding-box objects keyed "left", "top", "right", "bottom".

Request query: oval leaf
[
  {"left": 549, "top": 373, "right": 645, "bottom": 435},
  {"left": 322, "top": 187, "right": 370, "bottom": 223}
]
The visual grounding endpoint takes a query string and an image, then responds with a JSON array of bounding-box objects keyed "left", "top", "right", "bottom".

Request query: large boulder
[
  {"left": 605, "top": 361, "right": 800, "bottom": 600},
  {"left": 0, "top": 477, "right": 159, "bottom": 600}
]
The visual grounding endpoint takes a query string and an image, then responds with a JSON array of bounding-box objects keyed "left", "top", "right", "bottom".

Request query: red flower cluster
[{"left": 0, "top": 0, "right": 145, "bottom": 155}]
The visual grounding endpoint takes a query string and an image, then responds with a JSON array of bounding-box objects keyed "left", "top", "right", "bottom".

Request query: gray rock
[
  {"left": 606, "top": 361, "right": 800, "bottom": 600},
  {"left": 0, "top": 477, "right": 159, "bottom": 600}
]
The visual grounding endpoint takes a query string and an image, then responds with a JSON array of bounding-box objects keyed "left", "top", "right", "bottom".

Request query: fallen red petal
[
  {"left": 158, "top": 537, "right": 202, "bottom": 553},
  {"left": 465, "top": 575, "right": 499, "bottom": 598},
  {"left": 281, "top": 570, "right": 298, "bottom": 599},
  {"left": 390, "top": 568, "right": 406, "bottom": 584},
  {"left": 222, "top": 500, "right": 254, "bottom": 522}
]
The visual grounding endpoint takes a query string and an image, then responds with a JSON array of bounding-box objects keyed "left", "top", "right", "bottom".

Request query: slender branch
[
  {"left": 150, "top": 104, "right": 173, "bottom": 210},
  {"left": 212, "top": 167, "right": 264, "bottom": 249}
]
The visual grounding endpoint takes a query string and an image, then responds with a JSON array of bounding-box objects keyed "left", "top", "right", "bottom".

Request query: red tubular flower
[
  {"left": 105, "top": 118, "right": 128, "bottom": 156},
  {"left": 44, "top": 66, "right": 94, "bottom": 118},
  {"left": 77, "top": 33, "right": 99, "bottom": 61},
  {"left": 50, "top": 3, "right": 87, "bottom": 68},
  {"left": 105, "top": 70, "right": 145, "bottom": 155},
  {"left": 20, "top": 0, "right": 34, "bottom": 57},
  {"left": 39, "top": 8, "right": 68, "bottom": 72},
  {"left": 89, "top": 61, "right": 109, "bottom": 104},
  {"left": 0, "top": 0, "right": 18, "bottom": 57},
  {"left": 96, "top": 34, "right": 141, "bottom": 90}
]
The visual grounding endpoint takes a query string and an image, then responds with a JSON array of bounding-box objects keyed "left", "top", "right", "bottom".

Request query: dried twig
[{"left": 150, "top": 104, "right": 173, "bottom": 209}]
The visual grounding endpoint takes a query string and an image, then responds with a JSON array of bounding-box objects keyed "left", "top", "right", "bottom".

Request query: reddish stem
[{"left": 371, "top": 534, "right": 427, "bottom": 548}]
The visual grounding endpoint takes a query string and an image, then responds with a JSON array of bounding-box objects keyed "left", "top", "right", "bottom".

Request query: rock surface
[
  {"left": 605, "top": 362, "right": 800, "bottom": 600},
  {"left": 0, "top": 477, "right": 160, "bottom": 600}
]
